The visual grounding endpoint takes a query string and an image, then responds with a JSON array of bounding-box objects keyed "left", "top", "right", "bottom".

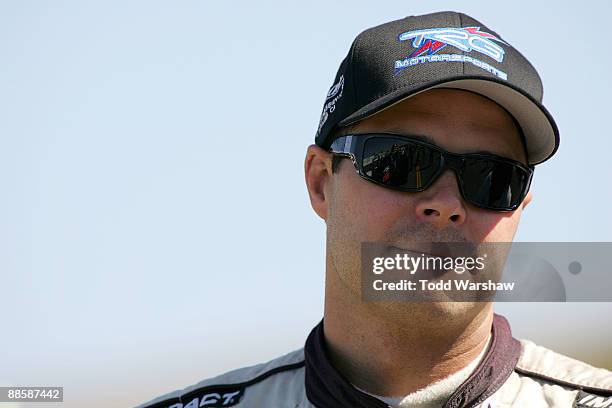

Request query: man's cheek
[
  {"left": 475, "top": 213, "right": 521, "bottom": 242},
  {"left": 362, "top": 197, "right": 411, "bottom": 238}
]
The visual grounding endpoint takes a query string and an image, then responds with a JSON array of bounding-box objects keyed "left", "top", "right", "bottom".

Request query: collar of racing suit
[{"left": 304, "top": 313, "right": 521, "bottom": 408}]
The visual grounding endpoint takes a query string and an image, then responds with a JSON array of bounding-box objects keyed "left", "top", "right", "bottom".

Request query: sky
[{"left": 1, "top": 1, "right": 611, "bottom": 407}]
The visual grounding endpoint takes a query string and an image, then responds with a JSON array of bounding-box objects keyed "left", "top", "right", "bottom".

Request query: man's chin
[{"left": 368, "top": 299, "right": 491, "bottom": 327}]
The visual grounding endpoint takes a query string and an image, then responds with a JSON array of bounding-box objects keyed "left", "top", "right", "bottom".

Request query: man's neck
[{"left": 323, "top": 263, "right": 494, "bottom": 397}]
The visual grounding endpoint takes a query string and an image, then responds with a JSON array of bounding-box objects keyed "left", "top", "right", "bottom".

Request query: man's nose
[{"left": 414, "top": 170, "right": 467, "bottom": 228}]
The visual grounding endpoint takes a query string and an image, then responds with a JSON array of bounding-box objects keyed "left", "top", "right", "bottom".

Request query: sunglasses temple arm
[{"left": 329, "top": 135, "right": 354, "bottom": 153}]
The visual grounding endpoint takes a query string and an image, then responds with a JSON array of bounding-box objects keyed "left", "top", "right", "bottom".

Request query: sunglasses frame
[{"left": 329, "top": 133, "right": 534, "bottom": 212}]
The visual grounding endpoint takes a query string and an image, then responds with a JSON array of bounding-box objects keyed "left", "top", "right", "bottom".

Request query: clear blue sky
[{"left": 1, "top": 1, "right": 611, "bottom": 407}]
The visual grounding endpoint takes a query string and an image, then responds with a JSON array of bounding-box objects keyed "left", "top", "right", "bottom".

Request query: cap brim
[{"left": 337, "top": 77, "right": 559, "bottom": 165}]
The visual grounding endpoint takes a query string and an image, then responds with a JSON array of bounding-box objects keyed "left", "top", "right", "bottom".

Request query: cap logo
[
  {"left": 398, "top": 26, "right": 507, "bottom": 62},
  {"left": 394, "top": 26, "right": 508, "bottom": 80},
  {"left": 317, "top": 75, "right": 345, "bottom": 134},
  {"left": 326, "top": 75, "right": 344, "bottom": 99}
]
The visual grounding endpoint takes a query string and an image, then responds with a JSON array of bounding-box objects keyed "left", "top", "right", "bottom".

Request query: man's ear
[
  {"left": 304, "top": 144, "right": 333, "bottom": 221},
  {"left": 521, "top": 190, "right": 533, "bottom": 210}
]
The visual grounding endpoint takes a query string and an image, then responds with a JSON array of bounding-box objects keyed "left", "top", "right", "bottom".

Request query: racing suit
[{"left": 136, "top": 314, "right": 612, "bottom": 408}]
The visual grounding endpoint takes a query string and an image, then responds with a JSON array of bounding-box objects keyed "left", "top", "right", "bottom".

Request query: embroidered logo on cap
[
  {"left": 394, "top": 26, "right": 509, "bottom": 80},
  {"left": 317, "top": 74, "right": 345, "bottom": 134},
  {"left": 399, "top": 26, "right": 507, "bottom": 62}
]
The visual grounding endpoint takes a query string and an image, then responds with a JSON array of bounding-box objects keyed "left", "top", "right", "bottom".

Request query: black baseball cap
[{"left": 314, "top": 11, "right": 559, "bottom": 165}]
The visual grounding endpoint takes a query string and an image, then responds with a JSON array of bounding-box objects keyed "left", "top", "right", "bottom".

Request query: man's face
[
  {"left": 305, "top": 88, "right": 533, "bottom": 321},
  {"left": 329, "top": 88, "right": 530, "bottom": 244}
]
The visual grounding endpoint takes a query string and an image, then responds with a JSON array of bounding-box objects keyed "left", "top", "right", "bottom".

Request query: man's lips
[
  {"left": 390, "top": 246, "right": 450, "bottom": 259},
  {"left": 387, "top": 242, "right": 481, "bottom": 276},
  {"left": 384, "top": 246, "right": 448, "bottom": 279},
  {"left": 390, "top": 242, "right": 476, "bottom": 258}
]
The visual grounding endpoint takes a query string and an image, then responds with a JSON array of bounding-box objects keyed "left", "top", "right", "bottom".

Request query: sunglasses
[{"left": 329, "top": 133, "right": 534, "bottom": 211}]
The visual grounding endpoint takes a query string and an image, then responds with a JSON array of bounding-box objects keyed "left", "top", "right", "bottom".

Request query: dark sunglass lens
[
  {"left": 461, "top": 159, "right": 529, "bottom": 209},
  {"left": 362, "top": 138, "right": 441, "bottom": 189}
]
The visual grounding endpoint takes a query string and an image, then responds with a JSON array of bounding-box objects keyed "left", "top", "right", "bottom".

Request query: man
[{"left": 137, "top": 11, "right": 612, "bottom": 408}]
